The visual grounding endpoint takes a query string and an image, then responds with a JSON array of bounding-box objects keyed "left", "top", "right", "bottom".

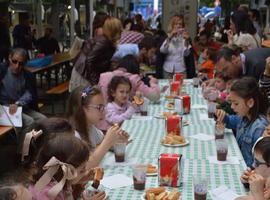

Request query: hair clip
[{"left": 81, "top": 86, "right": 93, "bottom": 98}]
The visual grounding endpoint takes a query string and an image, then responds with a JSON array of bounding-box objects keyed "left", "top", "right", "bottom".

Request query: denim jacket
[{"left": 224, "top": 115, "right": 268, "bottom": 168}]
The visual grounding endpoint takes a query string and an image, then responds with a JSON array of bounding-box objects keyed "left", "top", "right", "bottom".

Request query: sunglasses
[
  {"left": 253, "top": 157, "right": 270, "bottom": 168},
  {"left": 11, "top": 59, "right": 25, "bottom": 66}
]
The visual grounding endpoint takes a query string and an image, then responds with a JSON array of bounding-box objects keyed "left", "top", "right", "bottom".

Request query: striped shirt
[
  {"left": 259, "top": 75, "right": 270, "bottom": 103},
  {"left": 119, "top": 31, "right": 144, "bottom": 44}
]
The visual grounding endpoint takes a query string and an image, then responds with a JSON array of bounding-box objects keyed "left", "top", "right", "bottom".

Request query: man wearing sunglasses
[{"left": 0, "top": 48, "right": 46, "bottom": 129}]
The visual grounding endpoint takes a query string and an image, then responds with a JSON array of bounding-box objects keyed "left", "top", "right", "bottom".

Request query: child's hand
[
  {"left": 74, "top": 169, "right": 94, "bottom": 185},
  {"left": 104, "top": 125, "right": 123, "bottom": 147},
  {"left": 119, "top": 130, "right": 133, "bottom": 145},
  {"left": 149, "top": 76, "right": 158, "bottom": 84},
  {"left": 83, "top": 191, "right": 107, "bottom": 200},
  {"left": 135, "top": 91, "right": 143, "bottom": 98},
  {"left": 240, "top": 167, "right": 252, "bottom": 184},
  {"left": 249, "top": 174, "right": 265, "bottom": 199},
  {"left": 226, "top": 29, "right": 234, "bottom": 42},
  {"left": 264, "top": 177, "right": 270, "bottom": 199},
  {"left": 130, "top": 101, "right": 138, "bottom": 109},
  {"left": 161, "top": 85, "right": 169, "bottom": 93},
  {"left": 263, "top": 125, "right": 270, "bottom": 137},
  {"left": 216, "top": 109, "right": 226, "bottom": 123}
]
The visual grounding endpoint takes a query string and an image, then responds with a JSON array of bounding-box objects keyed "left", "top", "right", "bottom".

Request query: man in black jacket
[
  {"left": 0, "top": 48, "right": 46, "bottom": 128},
  {"left": 0, "top": 14, "right": 10, "bottom": 62},
  {"left": 215, "top": 47, "right": 270, "bottom": 80},
  {"left": 36, "top": 27, "right": 60, "bottom": 55}
]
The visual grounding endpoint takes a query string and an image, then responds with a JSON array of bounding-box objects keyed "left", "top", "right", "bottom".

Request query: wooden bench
[
  {"left": 46, "top": 81, "right": 69, "bottom": 114},
  {"left": 46, "top": 81, "right": 69, "bottom": 95}
]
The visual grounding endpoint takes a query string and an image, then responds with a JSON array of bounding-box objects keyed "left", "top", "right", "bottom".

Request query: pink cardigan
[
  {"left": 98, "top": 68, "right": 161, "bottom": 102},
  {"left": 98, "top": 101, "right": 137, "bottom": 131},
  {"left": 29, "top": 182, "right": 65, "bottom": 200}
]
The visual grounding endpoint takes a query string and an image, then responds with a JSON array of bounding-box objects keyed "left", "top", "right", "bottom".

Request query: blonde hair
[
  {"left": 167, "top": 15, "right": 184, "bottom": 33},
  {"left": 102, "top": 17, "right": 122, "bottom": 44}
]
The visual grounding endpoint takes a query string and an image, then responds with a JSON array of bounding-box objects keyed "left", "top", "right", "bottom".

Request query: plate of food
[
  {"left": 154, "top": 111, "right": 177, "bottom": 119},
  {"left": 146, "top": 164, "right": 158, "bottom": 176},
  {"left": 165, "top": 102, "right": 175, "bottom": 110},
  {"left": 141, "top": 187, "right": 181, "bottom": 200},
  {"left": 161, "top": 135, "right": 189, "bottom": 147},
  {"left": 165, "top": 95, "right": 176, "bottom": 100}
]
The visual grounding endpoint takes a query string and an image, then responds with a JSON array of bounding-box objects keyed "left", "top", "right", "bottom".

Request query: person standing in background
[
  {"left": 160, "top": 15, "right": 191, "bottom": 79},
  {"left": 36, "top": 27, "right": 60, "bottom": 56},
  {"left": 0, "top": 13, "right": 11, "bottom": 62},
  {"left": 12, "top": 14, "right": 32, "bottom": 51},
  {"left": 249, "top": 9, "right": 263, "bottom": 39}
]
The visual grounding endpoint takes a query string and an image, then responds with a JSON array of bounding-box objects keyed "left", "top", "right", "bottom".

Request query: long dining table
[{"left": 99, "top": 79, "right": 248, "bottom": 200}]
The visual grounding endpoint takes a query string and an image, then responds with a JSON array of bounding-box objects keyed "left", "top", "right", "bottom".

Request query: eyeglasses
[
  {"left": 253, "top": 157, "right": 269, "bottom": 168},
  {"left": 11, "top": 59, "right": 25, "bottom": 66},
  {"left": 87, "top": 104, "right": 105, "bottom": 112}
]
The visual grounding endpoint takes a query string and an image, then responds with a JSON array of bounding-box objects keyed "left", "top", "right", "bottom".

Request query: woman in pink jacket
[{"left": 98, "top": 55, "right": 161, "bottom": 102}]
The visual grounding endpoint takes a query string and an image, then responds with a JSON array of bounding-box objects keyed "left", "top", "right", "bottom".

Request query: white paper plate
[
  {"left": 162, "top": 140, "right": 189, "bottom": 147},
  {"left": 154, "top": 113, "right": 165, "bottom": 119}
]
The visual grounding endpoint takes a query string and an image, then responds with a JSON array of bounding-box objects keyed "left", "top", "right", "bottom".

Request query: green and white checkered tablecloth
[{"left": 100, "top": 80, "right": 248, "bottom": 200}]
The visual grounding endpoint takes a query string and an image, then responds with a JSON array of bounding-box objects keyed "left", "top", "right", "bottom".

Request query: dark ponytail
[{"left": 230, "top": 77, "right": 268, "bottom": 122}]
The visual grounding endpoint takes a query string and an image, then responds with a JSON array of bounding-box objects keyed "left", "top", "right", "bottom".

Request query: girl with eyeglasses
[
  {"left": 67, "top": 85, "right": 128, "bottom": 168},
  {"left": 237, "top": 137, "right": 270, "bottom": 200}
]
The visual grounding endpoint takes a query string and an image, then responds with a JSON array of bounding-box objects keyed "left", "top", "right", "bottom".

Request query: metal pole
[
  {"left": 266, "top": 6, "right": 270, "bottom": 32},
  {"left": 37, "top": 0, "right": 43, "bottom": 38},
  {"left": 70, "top": 0, "right": 75, "bottom": 44},
  {"left": 89, "top": 0, "right": 93, "bottom": 38}
]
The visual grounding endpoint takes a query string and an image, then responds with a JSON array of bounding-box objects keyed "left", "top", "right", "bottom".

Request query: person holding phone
[{"left": 160, "top": 15, "right": 191, "bottom": 79}]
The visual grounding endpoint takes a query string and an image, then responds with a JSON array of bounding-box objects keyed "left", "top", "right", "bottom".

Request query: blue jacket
[
  {"left": 0, "top": 63, "right": 38, "bottom": 110},
  {"left": 224, "top": 115, "right": 268, "bottom": 168}
]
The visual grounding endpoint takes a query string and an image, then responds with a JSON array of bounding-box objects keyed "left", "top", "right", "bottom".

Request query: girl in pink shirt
[
  {"left": 104, "top": 76, "right": 139, "bottom": 130},
  {"left": 28, "top": 134, "right": 105, "bottom": 200}
]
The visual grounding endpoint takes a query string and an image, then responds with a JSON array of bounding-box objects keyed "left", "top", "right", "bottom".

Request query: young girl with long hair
[{"left": 216, "top": 77, "right": 268, "bottom": 168}]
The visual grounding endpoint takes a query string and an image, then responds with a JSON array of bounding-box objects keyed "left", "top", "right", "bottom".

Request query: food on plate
[
  {"left": 165, "top": 95, "right": 175, "bottom": 99},
  {"left": 161, "top": 135, "right": 186, "bottom": 145},
  {"left": 147, "top": 164, "right": 157, "bottom": 174},
  {"left": 168, "top": 189, "right": 181, "bottom": 200},
  {"left": 145, "top": 187, "right": 180, "bottom": 200},
  {"left": 146, "top": 187, "right": 166, "bottom": 195},
  {"left": 166, "top": 102, "right": 175, "bottom": 109},
  {"left": 146, "top": 192, "right": 156, "bottom": 200},
  {"left": 156, "top": 191, "right": 168, "bottom": 200},
  {"left": 134, "top": 95, "right": 144, "bottom": 105}
]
